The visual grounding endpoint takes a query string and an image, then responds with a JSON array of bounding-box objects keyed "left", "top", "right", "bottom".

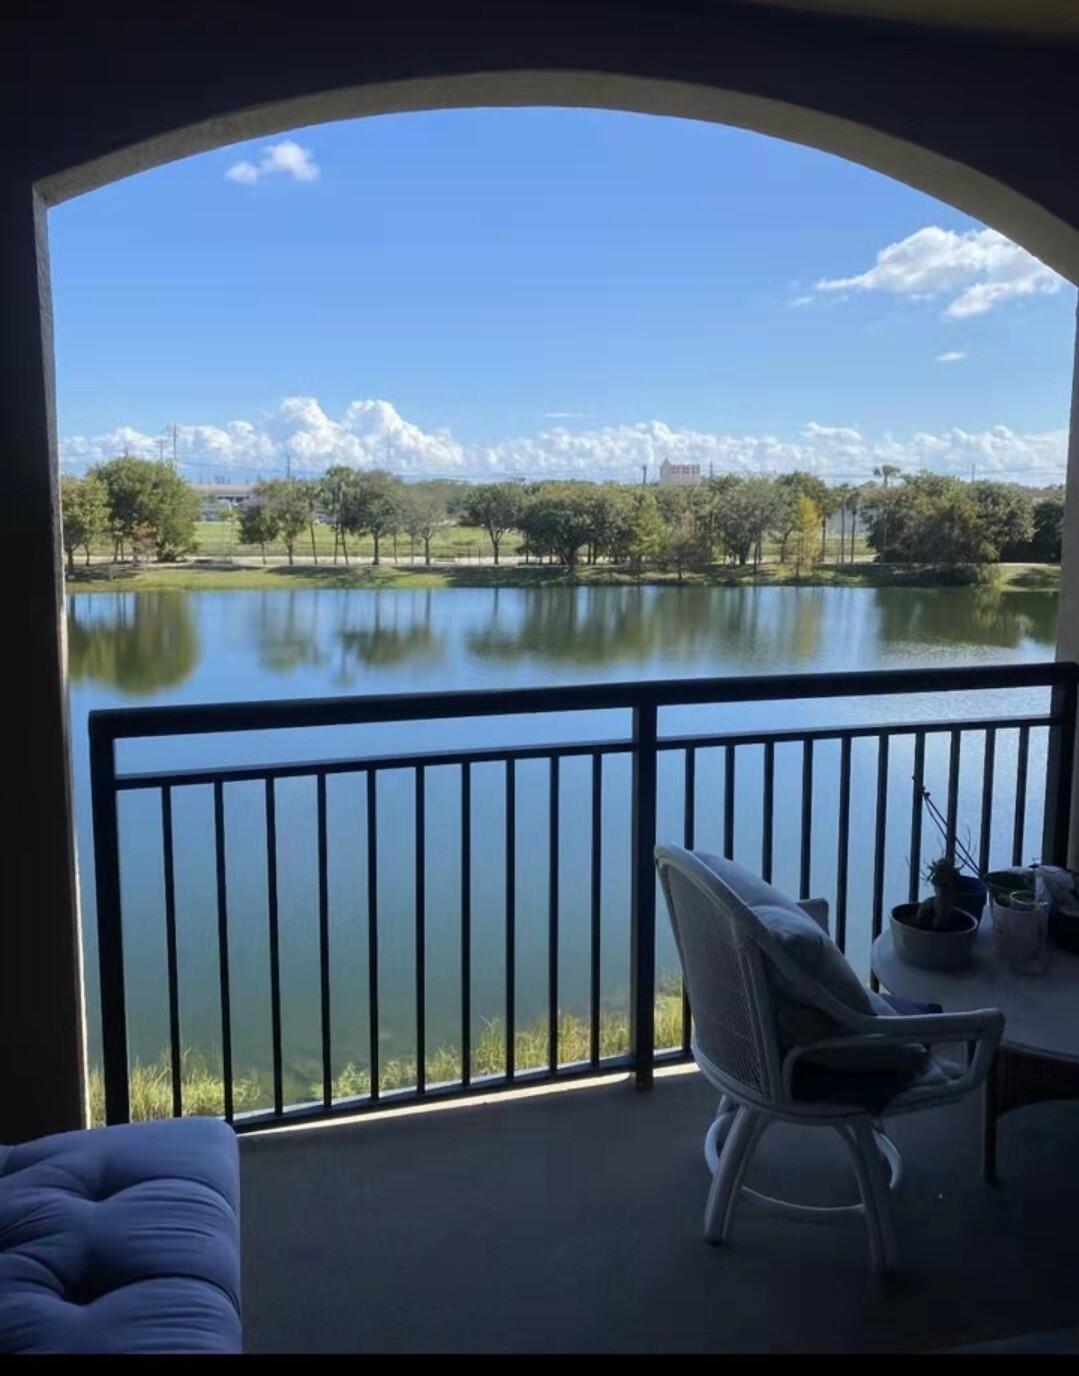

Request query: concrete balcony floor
[{"left": 240, "top": 1066, "right": 1079, "bottom": 1353}]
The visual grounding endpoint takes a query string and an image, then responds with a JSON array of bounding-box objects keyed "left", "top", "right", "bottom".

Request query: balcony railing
[{"left": 89, "top": 661, "right": 1078, "bottom": 1132}]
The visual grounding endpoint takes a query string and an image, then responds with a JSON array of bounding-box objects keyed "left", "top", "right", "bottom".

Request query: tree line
[{"left": 60, "top": 455, "right": 1065, "bottom": 575}]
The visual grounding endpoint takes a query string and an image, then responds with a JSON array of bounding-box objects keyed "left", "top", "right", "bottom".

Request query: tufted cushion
[{"left": 0, "top": 1118, "right": 241, "bottom": 1354}]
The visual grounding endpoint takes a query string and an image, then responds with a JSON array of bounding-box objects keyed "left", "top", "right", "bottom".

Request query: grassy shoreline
[
  {"left": 88, "top": 992, "right": 685, "bottom": 1125},
  {"left": 66, "top": 559, "right": 1060, "bottom": 595}
]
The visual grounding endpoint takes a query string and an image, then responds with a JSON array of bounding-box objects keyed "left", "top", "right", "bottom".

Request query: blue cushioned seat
[{"left": 0, "top": 1118, "right": 241, "bottom": 1354}]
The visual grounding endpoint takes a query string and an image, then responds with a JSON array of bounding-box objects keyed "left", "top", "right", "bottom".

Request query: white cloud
[
  {"left": 224, "top": 160, "right": 260, "bottom": 185},
  {"left": 58, "top": 399, "right": 1068, "bottom": 485},
  {"left": 225, "top": 140, "right": 320, "bottom": 186},
  {"left": 936, "top": 350, "right": 967, "bottom": 364},
  {"left": 815, "top": 226, "right": 1064, "bottom": 318}
]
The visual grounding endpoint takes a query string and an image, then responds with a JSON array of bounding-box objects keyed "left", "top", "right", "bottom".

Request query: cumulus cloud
[
  {"left": 814, "top": 226, "right": 1064, "bottom": 318},
  {"left": 225, "top": 140, "right": 320, "bottom": 185},
  {"left": 936, "top": 350, "right": 967, "bottom": 364},
  {"left": 58, "top": 398, "right": 1068, "bottom": 485}
]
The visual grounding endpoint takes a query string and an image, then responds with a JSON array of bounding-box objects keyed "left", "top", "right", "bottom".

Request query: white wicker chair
[{"left": 655, "top": 844, "right": 1004, "bottom": 1273}]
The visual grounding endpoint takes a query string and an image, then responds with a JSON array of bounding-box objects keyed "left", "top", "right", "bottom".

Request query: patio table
[{"left": 871, "top": 918, "right": 1079, "bottom": 1182}]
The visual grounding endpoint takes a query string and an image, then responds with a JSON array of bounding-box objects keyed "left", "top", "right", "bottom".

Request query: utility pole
[{"left": 162, "top": 423, "right": 179, "bottom": 469}]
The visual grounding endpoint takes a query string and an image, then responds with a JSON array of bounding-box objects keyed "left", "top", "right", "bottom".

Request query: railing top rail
[
  {"left": 113, "top": 711, "right": 1059, "bottom": 792},
  {"left": 88, "top": 660, "right": 1078, "bottom": 744}
]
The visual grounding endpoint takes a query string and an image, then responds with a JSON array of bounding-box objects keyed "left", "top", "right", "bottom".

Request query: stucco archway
[
  {"left": 39, "top": 70, "right": 1079, "bottom": 291},
  {"left": 6, "top": 6, "right": 1079, "bottom": 1142}
]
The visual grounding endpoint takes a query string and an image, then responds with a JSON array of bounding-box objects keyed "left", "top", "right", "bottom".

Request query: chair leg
[
  {"left": 704, "top": 1107, "right": 765, "bottom": 1244},
  {"left": 703, "top": 1101, "right": 737, "bottom": 1175},
  {"left": 838, "top": 1121, "right": 898, "bottom": 1275}
]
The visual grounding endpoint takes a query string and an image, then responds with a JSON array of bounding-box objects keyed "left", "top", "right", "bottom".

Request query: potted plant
[
  {"left": 891, "top": 855, "right": 980, "bottom": 970},
  {"left": 916, "top": 787, "right": 989, "bottom": 921}
]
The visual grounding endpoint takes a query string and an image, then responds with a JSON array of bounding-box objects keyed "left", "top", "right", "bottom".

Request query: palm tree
[
  {"left": 817, "top": 487, "right": 839, "bottom": 563},
  {"left": 834, "top": 483, "right": 852, "bottom": 565},
  {"left": 874, "top": 463, "right": 901, "bottom": 488},
  {"left": 872, "top": 466, "right": 901, "bottom": 558},
  {"left": 847, "top": 485, "right": 864, "bottom": 563}
]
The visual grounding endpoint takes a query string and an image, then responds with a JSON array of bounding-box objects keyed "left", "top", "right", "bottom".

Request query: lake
[{"left": 68, "top": 582, "right": 1059, "bottom": 1107}]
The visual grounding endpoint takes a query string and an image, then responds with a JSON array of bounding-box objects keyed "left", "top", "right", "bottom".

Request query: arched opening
[{"left": 8, "top": 13, "right": 1079, "bottom": 1146}]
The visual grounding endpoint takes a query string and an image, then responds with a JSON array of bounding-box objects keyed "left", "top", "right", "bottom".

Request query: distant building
[
  {"left": 659, "top": 459, "right": 702, "bottom": 488},
  {"left": 191, "top": 482, "right": 254, "bottom": 520}
]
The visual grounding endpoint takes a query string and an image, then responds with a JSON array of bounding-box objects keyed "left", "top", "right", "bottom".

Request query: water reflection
[
  {"left": 252, "top": 592, "right": 328, "bottom": 674},
  {"left": 874, "top": 587, "right": 1057, "bottom": 650},
  {"left": 466, "top": 585, "right": 826, "bottom": 668},
  {"left": 332, "top": 592, "right": 443, "bottom": 684},
  {"left": 66, "top": 582, "right": 1058, "bottom": 701},
  {"left": 67, "top": 593, "right": 199, "bottom": 694}
]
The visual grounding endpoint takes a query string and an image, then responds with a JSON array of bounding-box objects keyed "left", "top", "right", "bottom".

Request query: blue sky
[{"left": 50, "top": 107, "right": 1075, "bottom": 484}]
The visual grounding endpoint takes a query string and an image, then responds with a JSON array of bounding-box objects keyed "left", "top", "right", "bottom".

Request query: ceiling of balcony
[{"left": 737, "top": 0, "right": 1079, "bottom": 35}]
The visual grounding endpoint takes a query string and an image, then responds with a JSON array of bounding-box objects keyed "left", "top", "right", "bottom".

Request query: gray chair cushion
[
  {"left": 791, "top": 1049, "right": 961, "bottom": 1111},
  {"left": 752, "top": 903, "right": 874, "bottom": 1021},
  {"left": 695, "top": 854, "right": 808, "bottom": 921},
  {"left": 0, "top": 1118, "right": 241, "bottom": 1354},
  {"left": 694, "top": 852, "right": 928, "bottom": 1103}
]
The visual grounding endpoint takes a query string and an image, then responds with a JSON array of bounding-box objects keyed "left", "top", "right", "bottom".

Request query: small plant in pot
[
  {"left": 891, "top": 856, "right": 980, "bottom": 971},
  {"left": 916, "top": 857, "right": 978, "bottom": 932}
]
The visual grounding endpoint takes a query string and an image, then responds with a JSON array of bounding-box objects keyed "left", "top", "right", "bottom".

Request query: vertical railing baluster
[
  {"left": 90, "top": 719, "right": 129, "bottom": 1125},
  {"left": 264, "top": 778, "right": 283, "bottom": 1117},
  {"left": 723, "top": 744, "right": 735, "bottom": 861},
  {"left": 835, "top": 736, "right": 852, "bottom": 953},
  {"left": 1043, "top": 674, "right": 1078, "bottom": 866},
  {"left": 799, "top": 739, "right": 813, "bottom": 899},
  {"left": 870, "top": 734, "right": 889, "bottom": 990},
  {"left": 631, "top": 704, "right": 658, "bottom": 1090},
  {"left": 761, "top": 740, "right": 775, "bottom": 883},
  {"left": 946, "top": 730, "right": 962, "bottom": 862},
  {"left": 160, "top": 786, "right": 182, "bottom": 1118},
  {"left": 414, "top": 767, "right": 425, "bottom": 1096},
  {"left": 680, "top": 747, "right": 695, "bottom": 1056},
  {"left": 213, "top": 780, "right": 233, "bottom": 1123},
  {"left": 505, "top": 760, "right": 516, "bottom": 1081},
  {"left": 461, "top": 762, "right": 471, "bottom": 1087},
  {"left": 908, "top": 731, "right": 926, "bottom": 904},
  {"left": 367, "top": 770, "right": 379, "bottom": 1103},
  {"left": 548, "top": 756, "right": 560, "bottom": 1075},
  {"left": 590, "top": 752, "right": 603, "bottom": 1068},
  {"left": 316, "top": 773, "right": 331, "bottom": 1108},
  {"left": 1013, "top": 726, "right": 1030, "bottom": 866},
  {"left": 979, "top": 728, "right": 997, "bottom": 876}
]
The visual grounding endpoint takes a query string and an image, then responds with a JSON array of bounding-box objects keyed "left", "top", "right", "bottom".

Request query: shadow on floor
[{"left": 240, "top": 1069, "right": 1079, "bottom": 1353}]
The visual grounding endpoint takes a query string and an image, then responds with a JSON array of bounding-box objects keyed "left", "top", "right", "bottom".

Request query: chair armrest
[
  {"left": 797, "top": 897, "right": 830, "bottom": 934},
  {"left": 780, "top": 1007, "right": 1004, "bottom": 1101}
]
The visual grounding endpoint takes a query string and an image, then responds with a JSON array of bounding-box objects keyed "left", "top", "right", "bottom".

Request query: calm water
[{"left": 68, "top": 583, "right": 1058, "bottom": 1103}]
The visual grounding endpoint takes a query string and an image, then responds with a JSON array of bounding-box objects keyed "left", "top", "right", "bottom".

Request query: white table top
[{"left": 871, "top": 920, "right": 1079, "bottom": 1062}]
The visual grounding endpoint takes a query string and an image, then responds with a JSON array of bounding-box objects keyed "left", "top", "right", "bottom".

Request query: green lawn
[
  {"left": 80, "top": 522, "right": 880, "bottom": 565},
  {"left": 65, "top": 558, "right": 1060, "bottom": 595},
  {"left": 184, "top": 520, "right": 496, "bottom": 562}
]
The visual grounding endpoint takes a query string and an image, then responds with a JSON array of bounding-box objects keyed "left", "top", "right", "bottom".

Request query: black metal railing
[{"left": 89, "top": 661, "right": 1078, "bottom": 1132}]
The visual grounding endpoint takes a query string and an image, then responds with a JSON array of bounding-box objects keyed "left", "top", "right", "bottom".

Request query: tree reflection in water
[
  {"left": 874, "top": 586, "right": 1057, "bottom": 651},
  {"left": 67, "top": 592, "right": 199, "bottom": 694}
]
